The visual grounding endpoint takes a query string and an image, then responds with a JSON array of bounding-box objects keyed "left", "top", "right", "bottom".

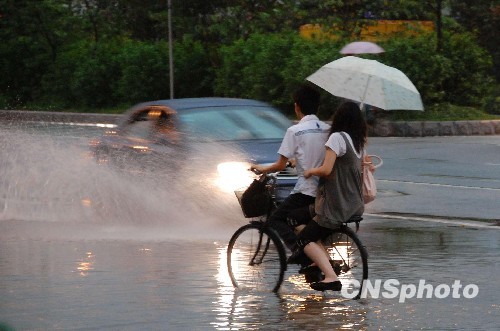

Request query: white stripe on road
[
  {"left": 378, "top": 179, "right": 500, "bottom": 192},
  {"left": 364, "top": 213, "right": 500, "bottom": 229}
]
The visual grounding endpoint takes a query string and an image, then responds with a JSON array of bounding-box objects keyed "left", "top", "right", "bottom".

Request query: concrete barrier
[{"left": 369, "top": 119, "right": 500, "bottom": 137}]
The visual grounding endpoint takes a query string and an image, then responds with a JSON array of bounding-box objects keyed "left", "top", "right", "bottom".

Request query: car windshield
[{"left": 178, "top": 106, "right": 291, "bottom": 141}]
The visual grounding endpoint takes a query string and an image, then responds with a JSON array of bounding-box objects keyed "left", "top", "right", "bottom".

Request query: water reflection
[
  {"left": 281, "top": 293, "right": 369, "bottom": 330},
  {"left": 75, "top": 251, "right": 94, "bottom": 276},
  {"left": 211, "top": 218, "right": 500, "bottom": 330},
  {"left": 213, "top": 246, "right": 370, "bottom": 330},
  {"left": 212, "top": 288, "right": 370, "bottom": 330}
]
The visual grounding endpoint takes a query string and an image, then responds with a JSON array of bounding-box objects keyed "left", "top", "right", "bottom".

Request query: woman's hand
[
  {"left": 363, "top": 155, "right": 376, "bottom": 173},
  {"left": 369, "top": 163, "right": 375, "bottom": 173},
  {"left": 304, "top": 169, "right": 313, "bottom": 178}
]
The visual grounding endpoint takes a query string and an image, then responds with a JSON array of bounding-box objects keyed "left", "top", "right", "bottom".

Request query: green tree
[
  {"left": 215, "top": 32, "right": 342, "bottom": 117},
  {"left": 0, "top": 0, "right": 79, "bottom": 106},
  {"left": 449, "top": 0, "right": 500, "bottom": 80}
]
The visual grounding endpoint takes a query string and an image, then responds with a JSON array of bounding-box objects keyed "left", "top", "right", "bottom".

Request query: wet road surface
[
  {"left": 365, "top": 136, "right": 500, "bottom": 221},
  {"left": 0, "top": 121, "right": 499, "bottom": 330},
  {"left": 1, "top": 218, "right": 498, "bottom": 330}
]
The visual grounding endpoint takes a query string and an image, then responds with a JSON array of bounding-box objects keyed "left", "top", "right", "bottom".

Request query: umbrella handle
[{"left": 360, "top": 75, "right": 371, "bottom": 109}]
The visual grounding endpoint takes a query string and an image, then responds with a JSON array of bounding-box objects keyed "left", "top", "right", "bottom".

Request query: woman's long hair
[{"left": 329, "top": 101, "right": 367, "bottom": 153}]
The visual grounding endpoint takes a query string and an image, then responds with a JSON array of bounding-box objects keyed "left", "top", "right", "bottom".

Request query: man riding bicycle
[{"left": 250, "top": 84, "right": 330, "bottom": 255}]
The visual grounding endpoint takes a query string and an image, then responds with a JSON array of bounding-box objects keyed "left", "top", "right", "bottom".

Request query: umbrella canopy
[
  {"left": 306, "top": 56, "right": 423, "bottom": 111},
  {"left": 340, "top": 41, "right": 384, "bottom": 55}
]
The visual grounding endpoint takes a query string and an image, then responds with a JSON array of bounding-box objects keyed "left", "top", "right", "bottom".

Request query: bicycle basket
[{"left": 235, "top": 178, "right": 271, "bottom": 218}]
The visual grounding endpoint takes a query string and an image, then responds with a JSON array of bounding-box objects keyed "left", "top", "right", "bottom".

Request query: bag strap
[{"left": 369, "top": 155, "right": 384, "bottom": 168}]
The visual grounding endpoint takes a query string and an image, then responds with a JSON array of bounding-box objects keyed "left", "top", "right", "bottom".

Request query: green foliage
[
  {"left": 215, "top": 33, "right": 295, "bottom": 106},
  {"left": 450, "top": 0, "right": 500, "bottom": 81},
  {"left": 0, "top": 0, "right": 497, "bottom": 119},
  {"left": 357, "top": 31, "right": 493, "bottom": 112},
  {"left": 483, "top": 84, "right": 500, "bottom": 115},
  {"left": 114, "top": 41, "right": 169, "bottom": 103},
  {"left": 378, "top": 30, "right": 493, "bottom": 107},
  {"left": 215, "top": 32, "right": 343, "bottom": 118},
  {"left": 41, "top": 40, "right": 122, "bottom": 108},
  {"left": 215, "top": 29, "right": 494, "bottom": 119},
  {"left": 0, "top": 35, "right": 51, "bottom": 108},
  {"left": 378, "top": 34, "right": 452, "bottom": 104},
  {"left": 40, "top": 36, "right": 212, "bottom": 108},
  {"left": 0, "top": 0, "right": 78, "bottom": 107},
  {"left": 441, "top": 31, "right": 494, "bottom": 106},
  {"left": 172, "top": 36, "right": 213, "bottom": 98}
]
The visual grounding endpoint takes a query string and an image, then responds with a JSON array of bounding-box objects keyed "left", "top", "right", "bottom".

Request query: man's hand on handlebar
[
  {"left": 251, "top": 157, "right": 295, "bottom": 175},
  {"left": 287, "top": 159, "right": 296, "bottom": 168},
  {"left": 249, "top": 164, "right": 265, "bottom": 175}
]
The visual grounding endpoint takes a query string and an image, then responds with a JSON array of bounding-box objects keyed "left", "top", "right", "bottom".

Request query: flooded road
[
  {"left": 1, "top": 218, "right": 498, "bottom": 330},
  {"left": 0, "top": 119, "right": 499, "bottom": 330}
]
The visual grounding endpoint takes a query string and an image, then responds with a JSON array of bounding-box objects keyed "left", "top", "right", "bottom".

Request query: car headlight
[{"left": 215, "top": 161, "right": 255, "bottom": 193}]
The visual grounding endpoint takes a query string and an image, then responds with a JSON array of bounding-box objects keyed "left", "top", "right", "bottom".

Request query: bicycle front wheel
[
  {"left": 324, "top": 226, "right": 368, "bottom": 299},
  {"left": 227, "top": 223, "right": 287, "bottom": 293}
]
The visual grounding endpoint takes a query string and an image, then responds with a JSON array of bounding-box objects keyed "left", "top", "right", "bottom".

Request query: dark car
[{"left": 90, "top": 98, "right": 298, "bottom": 202}]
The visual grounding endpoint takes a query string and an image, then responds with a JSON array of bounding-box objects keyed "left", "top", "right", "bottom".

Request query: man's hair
[{"left": 292, "top": 85, "right": 321, "bottom": 115}]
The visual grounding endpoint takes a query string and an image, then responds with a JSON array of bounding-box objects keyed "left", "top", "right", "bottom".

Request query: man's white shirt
[{"left": 277, "top": 115, "right": 330, "bottom": 197}]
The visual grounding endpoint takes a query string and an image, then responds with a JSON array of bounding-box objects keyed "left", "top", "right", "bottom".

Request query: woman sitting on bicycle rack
[{"left": 295, "top": 101, "right": 368, "bottom": 292}]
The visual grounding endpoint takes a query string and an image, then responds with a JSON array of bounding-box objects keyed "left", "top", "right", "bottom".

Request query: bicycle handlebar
[{"left": 250, "top": 167, "right": 262, "bottom": 175}]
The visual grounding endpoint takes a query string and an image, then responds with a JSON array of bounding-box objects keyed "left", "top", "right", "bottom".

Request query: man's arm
[{"left": 250, "top": 155, "right": 289, "bottom": 174}]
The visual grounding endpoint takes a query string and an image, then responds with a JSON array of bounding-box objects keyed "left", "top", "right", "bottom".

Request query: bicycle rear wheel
[
  {"left": 323, "top": 226, "right": 368, "bottom": 299},
  {"left": 227, "top": 223, "right": 287, "bottom": 293}
]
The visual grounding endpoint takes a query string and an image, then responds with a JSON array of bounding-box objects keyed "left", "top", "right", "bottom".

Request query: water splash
[{"left": 0, "top": 122, "right": 248, "bottom": 240}]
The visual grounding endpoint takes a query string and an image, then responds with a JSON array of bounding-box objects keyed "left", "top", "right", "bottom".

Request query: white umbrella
[
  {"left": 340, "top": 41, "right": 385, "bottom": 55},
  {"left": 306, "top": 56, "right": 424, "bottom": 111}
]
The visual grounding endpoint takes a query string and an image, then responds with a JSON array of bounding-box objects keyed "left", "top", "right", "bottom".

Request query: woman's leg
[
  {"left": 296, "top": 221, "right": 341, "bottom": 289},
  {"left": 304, "top": 242, "right": 338, "bottom": 283}
]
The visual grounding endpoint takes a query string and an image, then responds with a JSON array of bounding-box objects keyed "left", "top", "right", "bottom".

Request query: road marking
[
  {"left": 378, "top": 179, "right": 500, "bottom": 192},
  {"left": 365, "top": 213, "right": 500, "bottom": 229}
]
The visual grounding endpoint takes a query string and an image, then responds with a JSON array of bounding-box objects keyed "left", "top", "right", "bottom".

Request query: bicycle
[{"left": 227, "top": 172, "right": 369, "bottom": 298}]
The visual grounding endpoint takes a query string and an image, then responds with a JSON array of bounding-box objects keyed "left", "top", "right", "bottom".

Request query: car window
[
  {"left": 124, "top": 118, "right": 151, "bottom": 140},
  {"left": 179, "top": 106, "right": 291, "bottom": 141},
  {"left": 180, "top": 110, "right": 242, "bottom": 140},
  {"left": 120, "top": 108, "right": 180, "bottom": 145}
]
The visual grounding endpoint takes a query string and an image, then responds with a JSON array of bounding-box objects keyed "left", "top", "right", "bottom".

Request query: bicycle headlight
[{"left": 215, "top": 161, "right": 255, "bottom": 193}]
